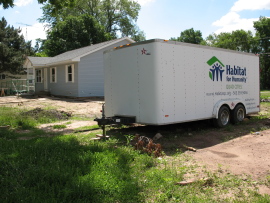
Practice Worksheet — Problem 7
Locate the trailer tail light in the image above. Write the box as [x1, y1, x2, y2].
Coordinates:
[165, 115, 169, 117]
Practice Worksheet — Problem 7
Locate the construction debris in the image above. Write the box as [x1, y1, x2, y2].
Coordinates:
[183, 144, 197, 152]
[134, 134, 162, 157]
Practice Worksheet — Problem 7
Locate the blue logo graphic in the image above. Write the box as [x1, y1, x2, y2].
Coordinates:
[207, 56, 225, 82]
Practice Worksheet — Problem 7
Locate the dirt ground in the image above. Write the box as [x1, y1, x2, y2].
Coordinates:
[187, 131, 270, 194]
[0, 95, 104, 117]
[1, 95, 270, 194]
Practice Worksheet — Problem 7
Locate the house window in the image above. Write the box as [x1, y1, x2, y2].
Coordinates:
[50, 67, 57, 83]
[0, 74, 5, 80]
[66, 64, 74, 83]
[36, 69, 42, 83]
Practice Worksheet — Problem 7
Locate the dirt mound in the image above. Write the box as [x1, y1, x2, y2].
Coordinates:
[23, 108, 72, 120]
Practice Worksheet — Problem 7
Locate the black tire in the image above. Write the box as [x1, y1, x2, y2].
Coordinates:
[231, 104, 246, 124]
[214, 106, 230, 127]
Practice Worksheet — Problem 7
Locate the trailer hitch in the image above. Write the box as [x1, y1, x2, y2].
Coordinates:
[94, 104, 136, 138]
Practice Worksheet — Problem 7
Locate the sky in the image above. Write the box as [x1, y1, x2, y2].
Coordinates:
[1, 0, 270, 45]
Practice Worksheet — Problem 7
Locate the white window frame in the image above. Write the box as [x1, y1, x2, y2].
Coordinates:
[36, 69, 43, 83]
[50, 67, 57, 83]
[65, 64, 74, 83]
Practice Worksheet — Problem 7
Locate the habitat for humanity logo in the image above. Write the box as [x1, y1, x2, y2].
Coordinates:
[206, 56, 247, 83]
[207, 56, 225, 81]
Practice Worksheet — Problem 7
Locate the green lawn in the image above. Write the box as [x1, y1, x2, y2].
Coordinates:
[0, 106, 270, 202]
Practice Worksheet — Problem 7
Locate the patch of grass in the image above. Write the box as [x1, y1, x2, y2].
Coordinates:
[0, 107, 71, 130]
[225, 124, 234, 132]
[261, 101, 270, 107]
[124, 134, 134, 145]
[0, 106, 38, 129]
[0, 135, 143, 202]
[266, 175, 270, 187]
[52, 124, 67, 129]
[74, 124, 100, 132]
[260, 90, 270, 100]
[71, 116, 94, 121]
[1, 129, 269, 202]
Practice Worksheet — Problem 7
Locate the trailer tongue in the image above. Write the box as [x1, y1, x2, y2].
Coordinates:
[94, 104, 136, 137]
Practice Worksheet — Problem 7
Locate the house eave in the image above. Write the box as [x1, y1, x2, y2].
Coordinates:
[26, 37, 135, 67]
[72, 37, 135, 61]
[46, 59, 79, 66]
[31, 59, 79, 68]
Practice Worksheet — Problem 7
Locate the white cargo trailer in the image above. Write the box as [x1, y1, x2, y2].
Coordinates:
[95, 39, 260, 128]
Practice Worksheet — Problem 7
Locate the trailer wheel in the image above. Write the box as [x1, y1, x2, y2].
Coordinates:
[231, 104, 246, 124]
[214, 106, 230, 127]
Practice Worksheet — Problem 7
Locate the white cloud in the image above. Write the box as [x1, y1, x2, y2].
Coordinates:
[212, 12, 240, 27]
[136, 0, 156, 6]
[20, 23, 48, 44]
[213, 12, 258, 34]
[212, 0, 270, 35]
[14, 0, 33, 7]
[231, 0, 270, 12]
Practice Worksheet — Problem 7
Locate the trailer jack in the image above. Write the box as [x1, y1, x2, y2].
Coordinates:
[94, 104, 136, 139]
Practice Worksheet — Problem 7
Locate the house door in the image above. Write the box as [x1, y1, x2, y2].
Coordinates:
[44, 68, 48, 91]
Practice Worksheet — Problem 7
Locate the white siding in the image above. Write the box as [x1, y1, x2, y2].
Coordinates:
[48, 63, 79, 97]
[78, 39, 132, 97]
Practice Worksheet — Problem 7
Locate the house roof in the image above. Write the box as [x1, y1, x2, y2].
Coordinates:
[26, 37, 135, 67]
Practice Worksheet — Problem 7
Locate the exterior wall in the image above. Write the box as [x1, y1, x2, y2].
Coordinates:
[32, 39, 132, 97]
[78, 39, 131, 97]
[48, 63, 79, 97]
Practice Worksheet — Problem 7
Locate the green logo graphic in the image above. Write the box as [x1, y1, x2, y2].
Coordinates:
[207, 56, 225, 81]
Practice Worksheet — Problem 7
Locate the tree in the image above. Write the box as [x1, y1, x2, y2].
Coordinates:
[34, 38, 48, 57]
[254, 16, 270, 89]
[131, 29, 146, 42]
[204, 30, 259, 53]
[39, 0, 142, 38]
[0, 17, 34, 74]
[170, 28, 203, 44]
[0, 0, 75, 12]
[41, 14, 112, 56]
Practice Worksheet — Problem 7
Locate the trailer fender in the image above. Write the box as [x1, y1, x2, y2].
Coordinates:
[212, 99, 244, 119]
